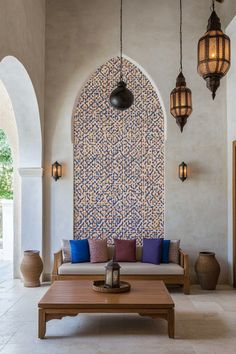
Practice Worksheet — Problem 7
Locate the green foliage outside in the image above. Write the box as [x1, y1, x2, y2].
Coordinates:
[0, 129, 13, 200]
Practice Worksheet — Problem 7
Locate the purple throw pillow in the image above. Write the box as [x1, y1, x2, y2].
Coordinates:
[114, 239, 136, 262]
[142, 238, 163, 264]
[88, 239, 108, 263]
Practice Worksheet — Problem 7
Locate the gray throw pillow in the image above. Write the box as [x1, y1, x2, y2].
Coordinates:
[169, 240, 180, 264]
[61, 239, 71, 263]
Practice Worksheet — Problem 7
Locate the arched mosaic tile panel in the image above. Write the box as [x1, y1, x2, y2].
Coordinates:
[73, 57, 164, 245]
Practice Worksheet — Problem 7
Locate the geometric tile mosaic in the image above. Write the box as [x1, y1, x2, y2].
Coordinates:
[73, 57, 164, 245]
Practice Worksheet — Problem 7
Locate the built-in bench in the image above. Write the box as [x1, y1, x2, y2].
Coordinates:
[52, 246, 190, 294]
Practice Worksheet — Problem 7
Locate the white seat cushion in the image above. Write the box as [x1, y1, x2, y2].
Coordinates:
[58, 262, 184, 275]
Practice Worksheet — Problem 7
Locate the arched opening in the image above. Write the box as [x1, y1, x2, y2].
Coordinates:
[73, 57, 165, 244]
[0, 80, 18, 280]
[0, 56, 43, 278]
[0, 128, 14, 280]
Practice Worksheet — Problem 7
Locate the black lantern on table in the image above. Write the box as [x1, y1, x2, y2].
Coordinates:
[197, 0, 231, 99]
[104, 259, 121, 288]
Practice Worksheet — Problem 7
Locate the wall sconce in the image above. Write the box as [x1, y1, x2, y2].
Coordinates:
[179, 162, 187, 182]
[52, 161, 62, 181]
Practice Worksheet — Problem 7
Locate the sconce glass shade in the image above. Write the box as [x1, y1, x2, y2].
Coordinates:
[179, 161, 187, 182]
[52, 161, 62, 181]
[110, 80, 134, 111]
[104, 259, 120, 288]
[197, 10, 231, 99]
[170, 72, 192, 132]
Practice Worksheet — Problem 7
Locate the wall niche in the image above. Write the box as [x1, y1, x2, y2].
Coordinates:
[73, 57, 164, 245]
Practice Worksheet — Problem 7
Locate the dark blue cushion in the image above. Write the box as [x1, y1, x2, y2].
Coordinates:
[162, 239, 170, 263]
[142, 238, 162, 264]
[69, 239, 90, 263]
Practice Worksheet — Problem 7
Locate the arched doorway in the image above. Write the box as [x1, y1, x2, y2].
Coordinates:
[0, 56, 42, 278]
[0, 127, 14, 280]
[73, 57, 165, 244]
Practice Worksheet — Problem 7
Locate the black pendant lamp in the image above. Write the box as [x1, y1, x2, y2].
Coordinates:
[110, 0, 134, 110]
[197, 0, 231, 100]
[170, 0, 192, 133]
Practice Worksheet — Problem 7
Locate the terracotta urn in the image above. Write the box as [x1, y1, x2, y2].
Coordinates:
[20, 250, 43, 287]
[195, 252, 220, 290]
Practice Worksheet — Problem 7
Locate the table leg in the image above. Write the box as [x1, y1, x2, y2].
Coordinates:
[38, 308, 46, 339]
[167, 308, 175, 339]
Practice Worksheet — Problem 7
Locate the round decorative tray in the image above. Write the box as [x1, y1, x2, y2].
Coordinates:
[92, 280, 131, 293]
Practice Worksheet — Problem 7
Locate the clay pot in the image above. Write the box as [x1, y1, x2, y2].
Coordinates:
[195, 252, 220, 290]
[20, 250, 43, 287]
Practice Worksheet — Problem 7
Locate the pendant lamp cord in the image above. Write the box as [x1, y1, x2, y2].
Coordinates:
[179, 0, 183, 72]
[212, 0, 215, 11]
[120, 0, 123, 81]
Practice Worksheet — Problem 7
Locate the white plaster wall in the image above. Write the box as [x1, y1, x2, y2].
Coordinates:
[0, 0, 45, 123]
[44, 0, 236, 281]
[226, 15, 236, 283]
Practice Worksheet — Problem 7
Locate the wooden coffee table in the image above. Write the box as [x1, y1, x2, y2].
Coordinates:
[38, 280, 175, 339]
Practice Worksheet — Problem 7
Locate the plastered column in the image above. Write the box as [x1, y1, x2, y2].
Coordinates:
[18, 168, 43, 257]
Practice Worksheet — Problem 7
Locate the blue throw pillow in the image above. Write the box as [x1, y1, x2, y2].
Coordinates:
[70, 239, 90, 263]
[162, 239, 170, 263]
[142, 238, 162, 264]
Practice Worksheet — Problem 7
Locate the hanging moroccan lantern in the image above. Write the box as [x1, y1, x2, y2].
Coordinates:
[110, 80, 134, 111]
[197, 0, 231, 99]
[170, 72, 192, 132]
[110, 0, 134, 110]
[170, 0, 192, 133]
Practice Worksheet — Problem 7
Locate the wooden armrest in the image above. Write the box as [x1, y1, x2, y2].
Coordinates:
[179, 249, 189, 276]
[179, 249, 190, 294]
[52, 249, 63, 281]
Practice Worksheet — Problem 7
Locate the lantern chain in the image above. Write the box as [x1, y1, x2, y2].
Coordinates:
[120, 0, 123, 81]
[179, 0, 183, 72]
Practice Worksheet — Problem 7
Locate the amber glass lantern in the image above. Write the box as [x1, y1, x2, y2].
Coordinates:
[52, 161, 62, 181]
[197, 2, 231, 99]
[179, 162, 187, 182]
[170, 72, 192, 132]
[104, 259, 120, 288]
[170, 0, 192, 133]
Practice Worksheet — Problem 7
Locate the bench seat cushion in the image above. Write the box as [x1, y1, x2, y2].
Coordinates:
[58, 262, 184, 275]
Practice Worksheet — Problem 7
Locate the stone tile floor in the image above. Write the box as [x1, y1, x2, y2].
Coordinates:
[0, 279, 236, 354]
[0, 261, 13, 282]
